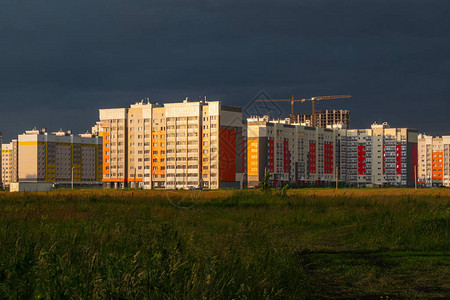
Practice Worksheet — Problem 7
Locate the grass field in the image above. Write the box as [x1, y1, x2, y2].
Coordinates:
[0, 188, 449, 298]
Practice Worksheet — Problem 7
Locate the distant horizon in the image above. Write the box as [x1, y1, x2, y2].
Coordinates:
[1, 95, 447, 143]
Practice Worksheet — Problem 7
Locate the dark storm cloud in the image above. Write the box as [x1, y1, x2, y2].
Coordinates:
[1, 0, 449, 140]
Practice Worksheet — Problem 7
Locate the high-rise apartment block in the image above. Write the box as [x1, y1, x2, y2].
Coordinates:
[246, 118, 418, 188]
[99, 99, 244, 189]
[2, 142, 13, 188]
[18, 129, 102, 185]
[247, 116, 339, 187]
[2, 140, 19, 188]
[417, 134, 450, 187]
[339, 122, 418, 187]
[10, 140, 18, 185]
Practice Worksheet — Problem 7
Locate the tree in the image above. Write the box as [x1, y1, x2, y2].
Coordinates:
[260, 171, 271, 191]
[281, 184, 289, 197]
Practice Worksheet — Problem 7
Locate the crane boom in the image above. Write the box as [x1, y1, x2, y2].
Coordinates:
[256, 99, 303, 102]
[311, 95, 352, 101]
[255, 99, 307, 102]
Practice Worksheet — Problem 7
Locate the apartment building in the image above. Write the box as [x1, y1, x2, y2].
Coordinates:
[2, 142, 12, 188]
[10, 139, 18, 185]
[247, 118, 418, 188]
[98, 108, 127, 188]
[339, 122, 418, 187]
[418, 134, 450, 187]
[247, 116, 339, 187]
[295, 110, 350, 128]
[18, 129, 102, 185]
[99, 99, 244, 189]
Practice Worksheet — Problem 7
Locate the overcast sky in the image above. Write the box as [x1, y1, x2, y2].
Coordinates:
[1, 0, 449, 141]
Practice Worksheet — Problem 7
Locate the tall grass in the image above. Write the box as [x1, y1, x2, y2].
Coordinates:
[0, 188, 448, 298]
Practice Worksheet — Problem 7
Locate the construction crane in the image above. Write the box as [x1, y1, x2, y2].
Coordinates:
[256, 94, 352, 126]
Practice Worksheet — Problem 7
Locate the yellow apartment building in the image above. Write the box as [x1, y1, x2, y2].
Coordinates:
[1, 142, 12, 187]
[18, 129, 102, 186]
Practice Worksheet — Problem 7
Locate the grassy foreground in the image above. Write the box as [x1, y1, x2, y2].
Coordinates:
[0, 188, 449, 298]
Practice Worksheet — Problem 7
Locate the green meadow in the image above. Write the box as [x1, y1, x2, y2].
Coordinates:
[0, 188, 449, 298]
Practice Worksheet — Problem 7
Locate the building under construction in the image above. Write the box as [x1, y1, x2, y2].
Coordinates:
[295, 110, 350, 128]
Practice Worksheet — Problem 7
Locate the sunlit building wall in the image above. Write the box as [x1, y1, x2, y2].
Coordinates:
[340, 122, 418, 187]
[246, 116, 339, 188]
[18, 129, 102, 185]
[1, 142, 12, 188]
[418, 134, 450, 187]
[247, 118, 418, 188]
[99, 99, 244, 189]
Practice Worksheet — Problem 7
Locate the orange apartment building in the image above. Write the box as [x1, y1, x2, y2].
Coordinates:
[418, 134, 450, 187]
[98, 99, 244, 189]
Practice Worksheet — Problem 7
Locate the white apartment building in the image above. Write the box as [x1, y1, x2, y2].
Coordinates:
[418, 134, 450, 187]
[99, 99, 244, 190]
[247, 118, 418, 188]
[338, 122, 418, 187]
[247, 116, 339, 187]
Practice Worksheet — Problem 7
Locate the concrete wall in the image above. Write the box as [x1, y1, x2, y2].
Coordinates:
[10, 182, 53, 192]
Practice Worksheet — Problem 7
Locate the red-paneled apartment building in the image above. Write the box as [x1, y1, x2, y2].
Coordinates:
[247, 117, 418, 188]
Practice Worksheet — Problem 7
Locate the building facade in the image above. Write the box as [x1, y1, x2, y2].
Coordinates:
[339, 122, 418, 187]
[99, 99, 244, 189]
[2, 143, 12, 188]
[418, 134, 450, 187]
[247, 116, 340, 187]
[18, 129, 102, 186]
[1, 140, 18, 189]
[11, 139, 19, 185]
[247, 118, 418, 188]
